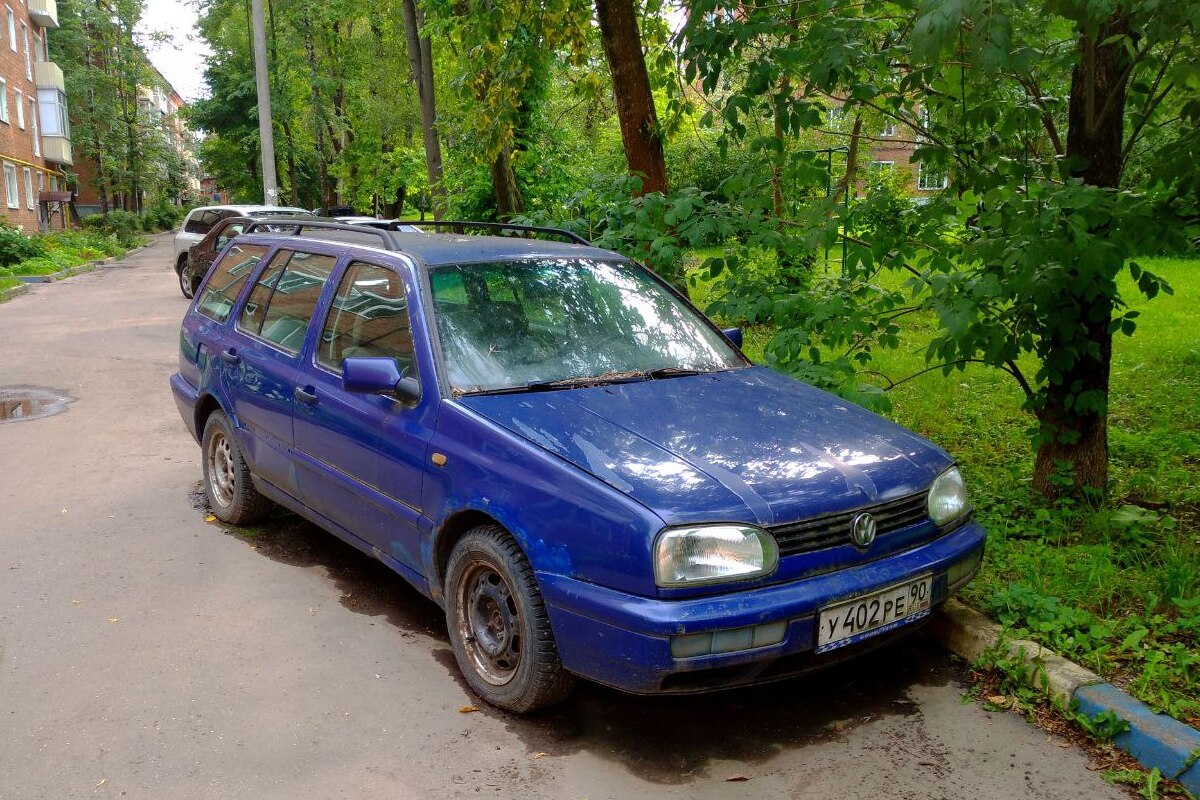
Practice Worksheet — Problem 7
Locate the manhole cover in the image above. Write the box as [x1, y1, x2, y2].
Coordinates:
[0, 386, 75, 422]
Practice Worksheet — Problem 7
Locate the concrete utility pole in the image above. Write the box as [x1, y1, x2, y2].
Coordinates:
[250, 0, 278, 205]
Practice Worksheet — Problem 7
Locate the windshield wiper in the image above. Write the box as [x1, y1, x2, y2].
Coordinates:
[458, 368, 713, 397]
[641, 366, 711, 379]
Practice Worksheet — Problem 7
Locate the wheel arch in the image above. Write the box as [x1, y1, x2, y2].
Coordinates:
[194, 393, 226, 441]
[431, 509, 508, 602]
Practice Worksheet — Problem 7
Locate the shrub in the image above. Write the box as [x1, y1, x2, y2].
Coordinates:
[137, 204, 181, 232]
[0, 221, 49, 267]
[82, 210, 144, 247]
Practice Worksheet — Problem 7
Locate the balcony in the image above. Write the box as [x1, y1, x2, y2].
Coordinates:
[42, 135, 72, 166]
[34, 61, 64, 92]
[28, 0, 59, 29]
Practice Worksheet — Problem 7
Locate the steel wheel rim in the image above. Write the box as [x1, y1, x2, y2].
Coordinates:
[206, 430, 236, 508]
[455, 559, 523, 686]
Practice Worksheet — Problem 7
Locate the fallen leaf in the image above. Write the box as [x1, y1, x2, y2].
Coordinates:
[531, 752, 547, 760]
[108, 618, 120, 623]
[459, 705, 479, 713]
[986, 694, 1009, 706]
[726, 774, 750, 782]
[205, 515, 217, 522]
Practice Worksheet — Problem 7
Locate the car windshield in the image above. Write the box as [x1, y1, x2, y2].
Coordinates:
[429, 258, 745, 394]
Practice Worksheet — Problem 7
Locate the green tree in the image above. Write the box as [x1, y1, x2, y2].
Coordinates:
[680, 0, 1199, 497]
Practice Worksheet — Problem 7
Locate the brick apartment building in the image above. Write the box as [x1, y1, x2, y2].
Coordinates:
[1, 0, 71, 231]
[73, 63, 201, 217]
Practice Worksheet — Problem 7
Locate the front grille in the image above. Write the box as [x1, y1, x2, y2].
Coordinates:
[770, 492, 928, 557]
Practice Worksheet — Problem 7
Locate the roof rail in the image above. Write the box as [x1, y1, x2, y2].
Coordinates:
[244, 218, 401, 249]
[410, 220, 591, 246]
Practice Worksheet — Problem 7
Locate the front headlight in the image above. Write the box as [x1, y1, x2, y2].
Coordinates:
[654, 525, 779, 587]
[928, 467, 971, 526]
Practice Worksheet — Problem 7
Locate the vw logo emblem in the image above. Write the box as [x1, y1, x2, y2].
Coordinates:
[850, 512, 877, 548]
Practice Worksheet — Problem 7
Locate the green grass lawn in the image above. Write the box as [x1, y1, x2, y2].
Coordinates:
[697, 254, 1200, 724]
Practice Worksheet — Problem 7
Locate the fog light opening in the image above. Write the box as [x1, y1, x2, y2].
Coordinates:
[670, 620, 788, 659]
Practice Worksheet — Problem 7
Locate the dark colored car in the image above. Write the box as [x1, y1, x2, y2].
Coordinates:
[170, 221, 985, 712]
[178, 215, 255, 298]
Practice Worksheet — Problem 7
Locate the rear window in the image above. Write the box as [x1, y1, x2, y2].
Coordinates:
[195, 244, 269, 323]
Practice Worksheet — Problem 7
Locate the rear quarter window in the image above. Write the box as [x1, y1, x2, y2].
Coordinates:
[195, 244, 270, 323]
[184, 210, 219, 234]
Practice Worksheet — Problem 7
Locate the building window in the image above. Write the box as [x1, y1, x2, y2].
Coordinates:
[6, 7, 15, 52]
[22, 167, 32, 209]
[0, 78, 8, 123]
[21, 21, 30, 80]
[15, 88, 23, 129]
[917, 162, 948, 191]
[30, 97, 39, 156]
[37, 87, 68, 137]
[3, 162, 18, 209]
[881, 121, 896, 137]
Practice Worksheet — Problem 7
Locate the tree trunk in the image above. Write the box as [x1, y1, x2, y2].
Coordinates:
[400, 0, 446, 219]
[302, 14, 332, 209]
[490, 146, 524, 218]
[595, 0, 668, 196]
[1032, 12, 1131, 498]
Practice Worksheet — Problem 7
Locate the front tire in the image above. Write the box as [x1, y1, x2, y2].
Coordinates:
[445, 526, 576, 712]
[201, 411, 273, 524]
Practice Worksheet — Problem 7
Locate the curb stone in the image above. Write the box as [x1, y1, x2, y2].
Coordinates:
[930, 599, 1200, 794]
[0, 284, 29, 303]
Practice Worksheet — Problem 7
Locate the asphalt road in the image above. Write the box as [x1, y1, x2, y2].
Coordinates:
[0, 235, 1127, 799]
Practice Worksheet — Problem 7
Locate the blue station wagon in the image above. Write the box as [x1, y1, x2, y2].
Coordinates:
[171, 221, 986, 712]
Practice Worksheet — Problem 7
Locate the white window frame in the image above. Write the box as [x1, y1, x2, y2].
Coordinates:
[22, 167, 32, 209]
[0, 78, 8, 124]
[30, 96, 39, 156]
[3, 162, 19, 209]
[880, 121, 896, 137]
[917, 162, 948, 191]
[21, 21, 30, 80]
[6, 6, 15, 52]
[14, 88, 23, 129]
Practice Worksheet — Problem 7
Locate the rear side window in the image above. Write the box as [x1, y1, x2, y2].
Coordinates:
[185, 209, 219, 234]
[236, 250, 337, 354]
[316, 261, 417, 376]
[195, 244, 268, 323]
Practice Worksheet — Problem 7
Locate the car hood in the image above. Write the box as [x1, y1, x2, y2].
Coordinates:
[459, 366, 952, 527]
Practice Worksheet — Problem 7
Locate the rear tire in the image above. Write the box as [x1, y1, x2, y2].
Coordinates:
[177, 255, 193, 299]
[201, 411, 273, 524]
[445, 526, 576, 712]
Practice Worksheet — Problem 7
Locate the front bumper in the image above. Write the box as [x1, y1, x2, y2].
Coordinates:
[539, 520, 986, 693]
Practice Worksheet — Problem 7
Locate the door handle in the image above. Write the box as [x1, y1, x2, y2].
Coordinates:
[220, 348, 240, 365]
[294, 386, 318, 406]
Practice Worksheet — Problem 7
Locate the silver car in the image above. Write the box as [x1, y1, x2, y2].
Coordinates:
[173, 205, 311, 273]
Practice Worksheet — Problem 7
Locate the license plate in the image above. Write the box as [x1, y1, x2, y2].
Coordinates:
[815, 574, 932, 654]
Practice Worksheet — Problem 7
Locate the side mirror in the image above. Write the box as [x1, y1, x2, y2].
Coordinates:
[342, 357, 421, 404]
[721, 327, 744, 349]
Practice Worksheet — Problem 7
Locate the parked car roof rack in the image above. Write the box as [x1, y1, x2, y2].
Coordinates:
[243, 218, 397, 248]
[405, 220, 591, 246]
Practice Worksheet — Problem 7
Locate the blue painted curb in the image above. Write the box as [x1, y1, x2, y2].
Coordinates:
[1074, 683, 1200, 794]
